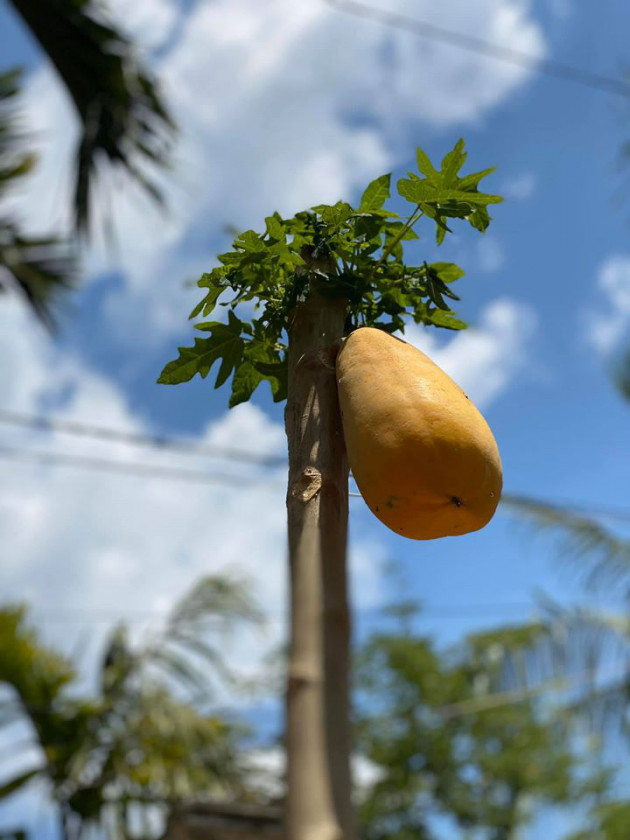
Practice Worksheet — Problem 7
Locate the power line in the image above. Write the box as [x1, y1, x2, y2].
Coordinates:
[2, 439, 630, 527]
[2, 414, 630, 524]
[325, 0, 630, 99]
[0, 410, 286, 467]
[0, 444, 272, 488]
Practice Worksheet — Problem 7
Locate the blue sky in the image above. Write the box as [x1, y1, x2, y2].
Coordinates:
[1, 0, 630, 836]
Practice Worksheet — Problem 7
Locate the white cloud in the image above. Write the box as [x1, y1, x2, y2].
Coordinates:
[0, 293, 532, 697]
[587, 256, 630, 355]
[105, 0, 180, 50]
[403, 298, 537, 407]
[10, 0, 545, 338]
[502, 171, 537, 200]
[0, 298, 390, 691]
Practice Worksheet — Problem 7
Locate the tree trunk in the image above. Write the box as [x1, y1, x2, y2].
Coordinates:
[285, 293, 355, 840]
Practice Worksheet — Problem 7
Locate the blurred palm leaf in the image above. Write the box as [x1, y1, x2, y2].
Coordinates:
[474, 492, 630, 749]
[0, 69, 76, 326]
[0, 768, 41, 801]
[169, 575, 266, 629]
[7, 0, 174, 230]
[468, 605, 630, 748]
[501, 493, 630, 597]
[0, 224, 76, 328]
[148, 574, 266, 700]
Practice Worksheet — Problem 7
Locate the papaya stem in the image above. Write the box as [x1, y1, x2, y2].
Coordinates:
[285, 289, 355, 840]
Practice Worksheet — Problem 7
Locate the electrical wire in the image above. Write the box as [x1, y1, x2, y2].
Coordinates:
[324, 0, 630, 99]
[2, 435, 630, 525]
[0, 444, 269, 487]
[0, 409, 285, 467]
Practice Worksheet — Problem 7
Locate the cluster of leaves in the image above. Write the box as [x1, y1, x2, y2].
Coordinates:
[159, 139, 502, 407]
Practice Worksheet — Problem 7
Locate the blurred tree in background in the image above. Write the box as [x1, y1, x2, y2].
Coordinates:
[1, 0, 173, 326]
[356, 608, 616, 840]
[0, 575, 262, 840]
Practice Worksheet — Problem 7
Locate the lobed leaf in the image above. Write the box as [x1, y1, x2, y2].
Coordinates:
[359, 173, 391, 212]
[159, 312, 245, 386]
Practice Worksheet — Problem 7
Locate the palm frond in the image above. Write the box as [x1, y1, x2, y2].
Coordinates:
[167, 575, 265, 633]
[146, 647, 210, 698]
[140, 575, 265, 699]
[0, 223, 76, 328]
[0, 767, 41, 800]
[7, 0, 175, 230]
[501, 493, 630, 597]
[0, 68, 76, 327]
[467, 606, 630, 745]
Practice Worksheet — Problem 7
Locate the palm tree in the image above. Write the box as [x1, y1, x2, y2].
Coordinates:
[1, 0, 173, 325]
[0, 574, 263, 840]
[0, 69, 76, 328]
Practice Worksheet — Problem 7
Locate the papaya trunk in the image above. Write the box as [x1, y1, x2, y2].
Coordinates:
[285, 294, 355, 840]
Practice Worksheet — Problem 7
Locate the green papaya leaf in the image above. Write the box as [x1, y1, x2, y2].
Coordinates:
[158, 312, 244, 386]
[359, 173, 391, 211]
[430, 310, 468, 330]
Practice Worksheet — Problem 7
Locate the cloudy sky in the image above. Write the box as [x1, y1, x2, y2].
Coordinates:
[2, 0, 630, 836]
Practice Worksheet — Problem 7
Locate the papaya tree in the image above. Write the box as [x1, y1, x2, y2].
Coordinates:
[159, 140, 502, 840]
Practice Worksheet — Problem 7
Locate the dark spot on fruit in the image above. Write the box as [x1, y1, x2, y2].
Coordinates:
[375, 506, 380, 512]
[386, 495, 400, 509]
[450, 496, 463, 508]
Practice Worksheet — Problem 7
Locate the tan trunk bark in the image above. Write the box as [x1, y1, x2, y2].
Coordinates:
[285, 293, 355, 840]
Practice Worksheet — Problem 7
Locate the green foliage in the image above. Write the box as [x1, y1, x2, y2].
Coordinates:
[159, 140, 502, 406]
[356, 617, 604, 840]
[566, 800, 630, 840]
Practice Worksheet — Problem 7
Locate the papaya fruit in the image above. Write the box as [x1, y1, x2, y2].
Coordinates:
[336, 327, 502, 540]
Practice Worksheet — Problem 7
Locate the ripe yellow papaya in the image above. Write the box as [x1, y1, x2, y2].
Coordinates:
[336, 327, 502, 540]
